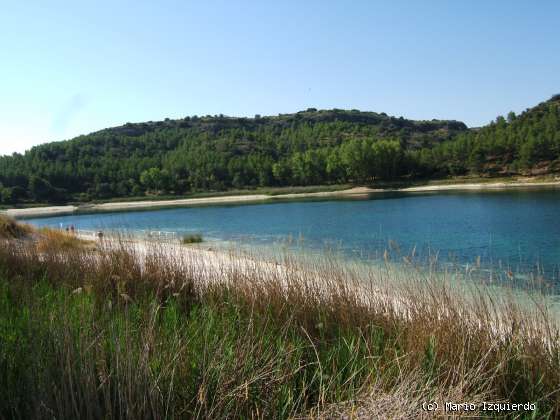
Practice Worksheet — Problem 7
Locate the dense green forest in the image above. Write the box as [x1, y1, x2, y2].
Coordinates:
[1, 96, 559, 205]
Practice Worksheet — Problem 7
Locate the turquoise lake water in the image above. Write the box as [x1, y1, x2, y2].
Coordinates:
[25, 188, 560, 282]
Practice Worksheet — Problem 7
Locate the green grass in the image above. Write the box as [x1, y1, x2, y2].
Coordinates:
[0, 279, 388, 418]
[0, 224, 558, 418]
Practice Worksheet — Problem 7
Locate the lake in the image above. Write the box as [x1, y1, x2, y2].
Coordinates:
[24, 188, 560, 283]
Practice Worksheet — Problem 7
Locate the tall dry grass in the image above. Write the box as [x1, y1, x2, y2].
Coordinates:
[0, 230, 558, 418]
[35, 227, 95, 252]
[0, 214, 33, 239]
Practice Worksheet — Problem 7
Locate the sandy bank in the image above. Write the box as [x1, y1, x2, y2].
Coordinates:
[401, 180, 560, 192]
[4, 180, 560, 219]
[4, 187, 376, 218]
[92, 193, 271, 212]
[4, 205, 78, 218]
[89, 186, 377, 212]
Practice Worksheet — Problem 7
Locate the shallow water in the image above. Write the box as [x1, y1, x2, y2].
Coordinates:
[25, 188, 560, 282]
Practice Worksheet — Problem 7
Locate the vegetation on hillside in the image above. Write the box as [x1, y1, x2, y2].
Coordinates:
[418, 94, 560, 177]
[0, 222, 557, 418]
[0, 96, 559, 205]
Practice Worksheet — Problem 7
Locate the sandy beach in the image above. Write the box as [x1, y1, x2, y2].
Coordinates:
[3, 179, 559, 219]
[4, 205, 79, 218]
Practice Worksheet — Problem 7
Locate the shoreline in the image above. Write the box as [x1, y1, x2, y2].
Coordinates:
[4, 178, 560, 219]
[84, 234, 560, 324]
[400, 179, 560, 192]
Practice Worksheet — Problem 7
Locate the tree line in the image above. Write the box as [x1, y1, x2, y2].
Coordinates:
[0, 98, 558, 205]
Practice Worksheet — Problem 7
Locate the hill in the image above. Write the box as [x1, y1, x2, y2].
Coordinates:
[0, 98, 559, 205]
[0, 109, 466, 203]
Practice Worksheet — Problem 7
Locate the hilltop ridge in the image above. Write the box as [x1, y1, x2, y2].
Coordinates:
[94, 107, 467, 148]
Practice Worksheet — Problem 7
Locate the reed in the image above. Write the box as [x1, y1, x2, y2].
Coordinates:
[0, 227, 558, 418]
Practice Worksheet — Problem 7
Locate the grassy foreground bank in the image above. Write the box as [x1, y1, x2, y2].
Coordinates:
[0, 218, 559, 418]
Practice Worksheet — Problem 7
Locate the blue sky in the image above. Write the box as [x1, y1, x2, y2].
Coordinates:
[1, 0, 559, 156]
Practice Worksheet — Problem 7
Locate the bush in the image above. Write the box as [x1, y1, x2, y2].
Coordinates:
[181, 233, 203, 244]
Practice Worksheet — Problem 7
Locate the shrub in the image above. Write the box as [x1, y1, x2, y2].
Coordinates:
[181, 233, 203, 244]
